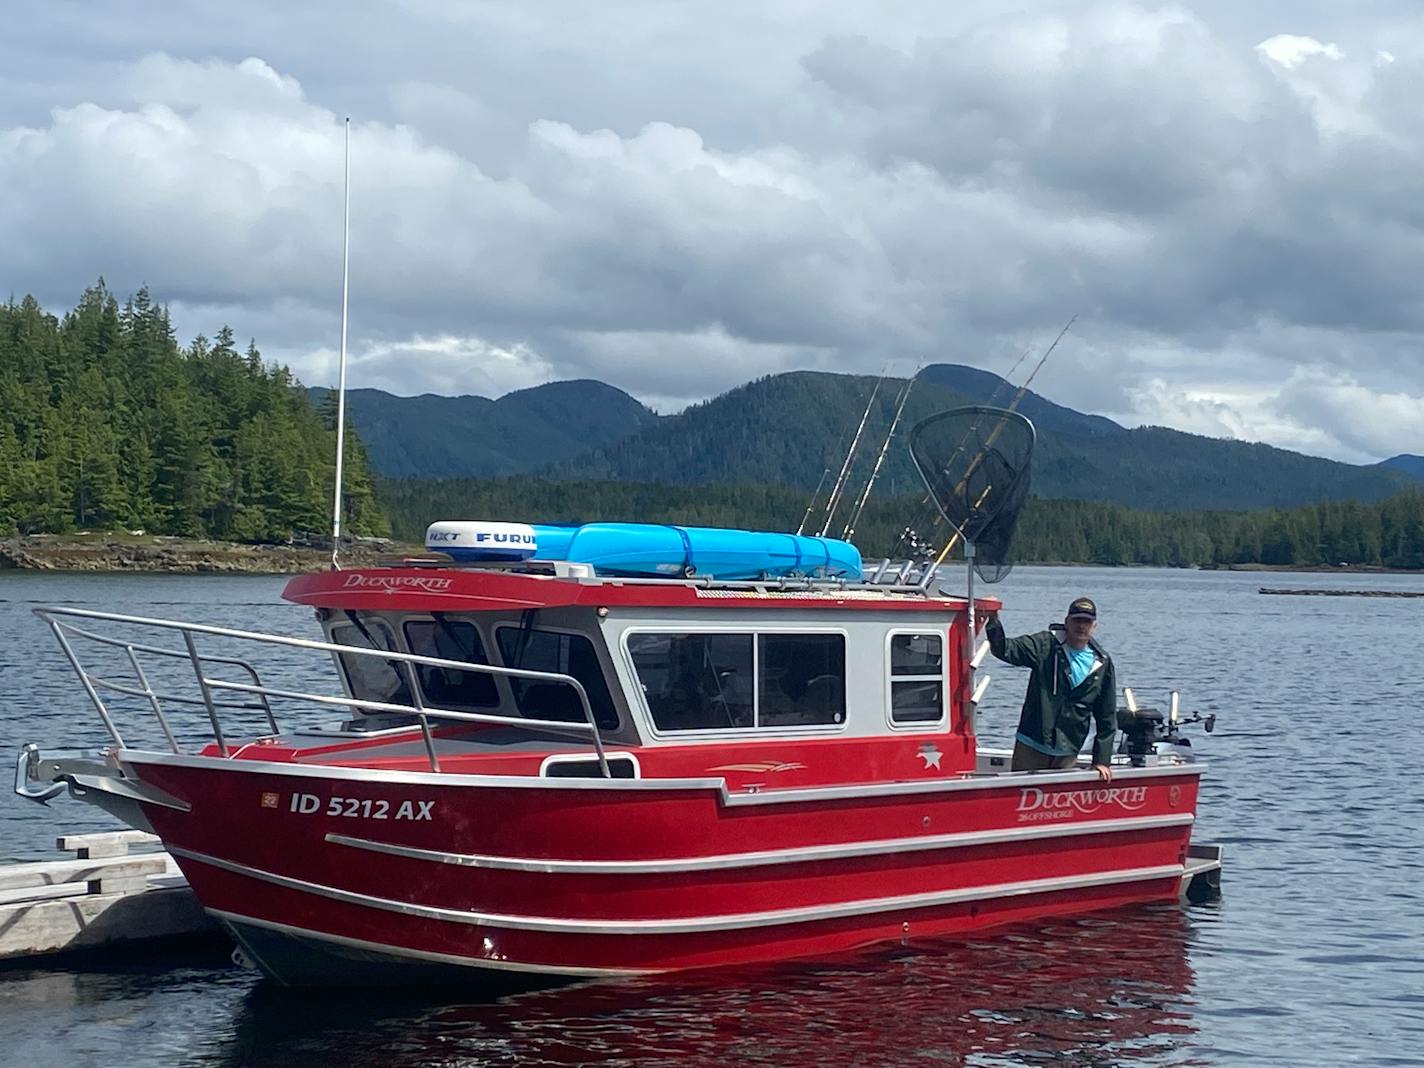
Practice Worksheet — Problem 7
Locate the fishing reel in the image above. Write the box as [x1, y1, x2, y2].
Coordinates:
[1116, 688, 1216, 767]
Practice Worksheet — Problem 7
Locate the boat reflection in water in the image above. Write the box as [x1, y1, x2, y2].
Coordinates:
[218, 907, 1200, 1068]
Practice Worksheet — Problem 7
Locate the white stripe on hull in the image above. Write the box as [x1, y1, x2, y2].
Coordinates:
[123, 748, 1204, 807]
[211, 910, 658, 977]
[171, 845, 1184, 936]
[327, 813, 1193, 874]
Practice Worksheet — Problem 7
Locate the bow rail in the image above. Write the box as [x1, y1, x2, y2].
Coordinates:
[32, 606, 611, 777]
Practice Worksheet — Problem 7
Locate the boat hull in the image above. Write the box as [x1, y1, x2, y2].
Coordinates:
[118, 752, 1204, 985]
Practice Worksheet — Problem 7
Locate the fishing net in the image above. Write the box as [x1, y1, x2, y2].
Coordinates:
[907, 406, 1035, 584]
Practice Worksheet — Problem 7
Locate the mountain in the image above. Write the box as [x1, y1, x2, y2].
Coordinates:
[1380, 454, 1424, 479]
[311, 380, 660, 478]
[552, 370, 945, 499]
[331, 365, 1415, 512]
[916, 364, 1124, 437]
[555, 370, 1416, 511]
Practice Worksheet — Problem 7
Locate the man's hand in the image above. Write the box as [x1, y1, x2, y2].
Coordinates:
[1092, 764, 1113, 782]
[983, 610, 1000, 628]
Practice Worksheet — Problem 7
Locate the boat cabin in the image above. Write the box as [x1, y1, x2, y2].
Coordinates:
[277, 558, 996, 789]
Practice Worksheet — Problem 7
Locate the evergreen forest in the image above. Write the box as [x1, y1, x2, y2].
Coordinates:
[0, 283, 386, 540]
[5, 286, 1422, 571]
[379, 477, 1424, 570]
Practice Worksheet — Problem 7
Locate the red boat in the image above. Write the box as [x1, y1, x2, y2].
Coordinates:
[15, 407, 1220, 986]
[15, 540, 1220, 986]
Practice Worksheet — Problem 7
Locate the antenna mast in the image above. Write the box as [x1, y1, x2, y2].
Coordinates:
[330, 117, 351, 571]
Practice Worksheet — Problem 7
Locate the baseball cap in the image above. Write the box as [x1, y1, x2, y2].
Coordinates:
[1066, 597, 1097, 620]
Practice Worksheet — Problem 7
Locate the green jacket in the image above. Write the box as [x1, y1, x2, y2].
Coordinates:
[985, 619, 1118, 766]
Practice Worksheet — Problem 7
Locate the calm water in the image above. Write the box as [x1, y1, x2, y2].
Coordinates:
[3, 566, 1423, 1067]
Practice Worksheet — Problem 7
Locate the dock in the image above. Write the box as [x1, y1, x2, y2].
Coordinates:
[0, 831, 216, 961]
[1258, 587, 1424, 598]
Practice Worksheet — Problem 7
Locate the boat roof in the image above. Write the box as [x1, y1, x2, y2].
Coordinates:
[282, 561, 1000, 615]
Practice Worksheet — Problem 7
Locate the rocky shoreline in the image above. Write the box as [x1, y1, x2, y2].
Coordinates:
[0, 536, 403, 574]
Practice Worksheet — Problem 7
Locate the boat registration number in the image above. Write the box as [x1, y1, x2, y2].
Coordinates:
[284, 792, 434, 821]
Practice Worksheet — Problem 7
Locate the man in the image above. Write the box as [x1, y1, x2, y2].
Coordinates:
[984, 596, 1117, 781]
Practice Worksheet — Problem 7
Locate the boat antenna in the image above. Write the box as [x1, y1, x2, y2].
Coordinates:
[842, 371, 917, 540]
[795, 468, 832, 536]
[819, 368, 887, 537]
[330, 117, 352, 571]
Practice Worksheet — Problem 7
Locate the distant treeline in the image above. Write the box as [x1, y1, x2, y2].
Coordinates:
[380, 477, 1424, 569]
[0, 284, 386, 541]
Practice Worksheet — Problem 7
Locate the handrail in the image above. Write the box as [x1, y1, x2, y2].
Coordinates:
[33, 605, 611, 778]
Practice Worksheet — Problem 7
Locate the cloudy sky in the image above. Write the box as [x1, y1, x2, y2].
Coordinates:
[3, 2, 1422, 463]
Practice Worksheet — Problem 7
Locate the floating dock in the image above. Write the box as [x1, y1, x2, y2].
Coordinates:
[0, 830, 215, 961]
[1258, 587, 1424, 598]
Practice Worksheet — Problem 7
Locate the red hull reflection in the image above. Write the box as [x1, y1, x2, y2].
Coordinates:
[224, 906, 1201, 1067]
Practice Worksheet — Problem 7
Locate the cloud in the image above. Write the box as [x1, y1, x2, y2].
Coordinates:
[1, 4, 1424, 465]
[1273, 369, 1424, 461]
[1256, 34, 1343, 69]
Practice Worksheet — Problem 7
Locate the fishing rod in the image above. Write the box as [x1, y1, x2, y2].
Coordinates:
[842, 373, 916, 540]
[818, 369, 887, 538]
[795, 468, 832, 537]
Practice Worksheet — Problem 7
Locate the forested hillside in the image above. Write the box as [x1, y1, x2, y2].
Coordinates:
[555, 370, 1415, 510]
[0, 284, 385, 540]
[378, 478, 1424, 569]
[1381, 454, 1424, 479]
[310, 380, 660, 478]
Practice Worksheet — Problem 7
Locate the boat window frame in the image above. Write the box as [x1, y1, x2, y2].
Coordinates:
[400, 615, 502, 711]
[328, 616, 413, 710]
[884, 628, 949, 731]
[620, 624, 851, 740]
[493, 621, 622, 731]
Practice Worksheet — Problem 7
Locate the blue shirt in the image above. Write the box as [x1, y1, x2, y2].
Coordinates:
[1065, 645, 1096, 689]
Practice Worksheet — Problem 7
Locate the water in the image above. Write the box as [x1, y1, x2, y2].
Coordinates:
[3, 566, 1423, 1066]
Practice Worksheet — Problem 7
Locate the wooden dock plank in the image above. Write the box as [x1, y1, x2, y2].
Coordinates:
[0, 855, 168, 893]
[55, 830, 160, 858]
[0, 886, 216, 960]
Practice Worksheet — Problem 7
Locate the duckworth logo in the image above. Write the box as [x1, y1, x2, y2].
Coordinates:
[341, 574, 453, 592]
[1016, 784, 1149, 822]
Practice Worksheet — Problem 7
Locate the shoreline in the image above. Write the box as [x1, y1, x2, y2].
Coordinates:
[0, 535, 404, 574]
[2, 536, 1419, 576]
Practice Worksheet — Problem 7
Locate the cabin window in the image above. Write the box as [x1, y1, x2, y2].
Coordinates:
[889, 632, 945, 725]
[758, 634, 845, 726]
[627, 631, 845, 732]
[403, 618, 499, 709]
[627, 633, 754, 731]
[330, 618, 412, 709]
[495, 626, 620, 730]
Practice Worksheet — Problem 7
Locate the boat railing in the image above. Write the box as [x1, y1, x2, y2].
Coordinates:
[386, 555, 944, 592]
[32, 606, 613, 778]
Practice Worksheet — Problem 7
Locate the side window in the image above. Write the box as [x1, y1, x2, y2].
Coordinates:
[403, 619, 499, 709]
[496, 627, 620, 730]
[758, 634, 845, 726]
[627, 633, 754, 731]
[330, 619, 412, 708]
[890, 632, 944, 725]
